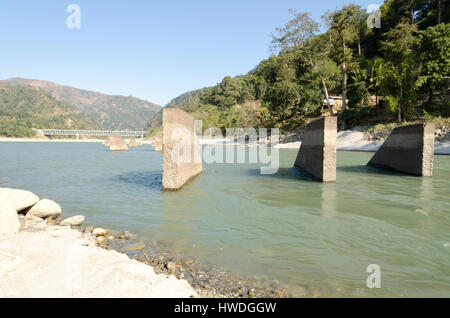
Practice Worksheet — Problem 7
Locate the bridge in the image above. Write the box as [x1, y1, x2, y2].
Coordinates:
[33, 128, 145, 139]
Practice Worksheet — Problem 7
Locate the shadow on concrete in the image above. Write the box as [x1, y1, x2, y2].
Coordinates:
[111, 170, 162, 190]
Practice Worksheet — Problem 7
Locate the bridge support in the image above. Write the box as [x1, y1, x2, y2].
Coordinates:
[367, 123, 435, 176]
[294, 117, 337, 182]
[162, 109, 203, 190]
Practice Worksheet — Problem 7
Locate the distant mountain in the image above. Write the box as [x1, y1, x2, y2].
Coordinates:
[0, 84, 99, 137]
[1, 78, 161, 130]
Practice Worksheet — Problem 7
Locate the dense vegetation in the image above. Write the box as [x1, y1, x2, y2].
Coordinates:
[148, 0, 449, 135]
[0, 85, 99, 137]
[1, 78, 161, 130]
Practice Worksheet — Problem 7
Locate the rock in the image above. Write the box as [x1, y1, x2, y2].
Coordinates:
[45, 217, 57, 226]
[27, 199, 62, 218]
[0, 188, 39, 212]
[92, 228, 108, 236]
[83, 226, 94, 234]
[127, 243, 146, 251]
[97, 236, 107, 246]
[106, 235, 114, 240]
[0, 204, 20, 234]
[118, 231, 131, 240]
[60, 215, 85, 227]
[25, 214, 44, 223]
[55, 217, 64, 225]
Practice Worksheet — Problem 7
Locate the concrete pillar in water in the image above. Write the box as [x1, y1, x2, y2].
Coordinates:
[108, 134, 129, 152]
[162, 109, 203, 190]
[367, 123, 435, 176]
[294, 117, 337, 182]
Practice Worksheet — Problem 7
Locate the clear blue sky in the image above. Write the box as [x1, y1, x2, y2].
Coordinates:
[0, 0, 383, 106]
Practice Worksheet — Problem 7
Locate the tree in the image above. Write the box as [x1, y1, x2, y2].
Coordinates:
[325, 5, 364, 121]
[271, 10, 339, 115]
[418, 23, 450, 106]
[381, 20, 421, 122]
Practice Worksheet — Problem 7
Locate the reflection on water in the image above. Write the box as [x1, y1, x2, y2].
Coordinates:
[0, 142, 449, 297]
[112, 170, 162, 190]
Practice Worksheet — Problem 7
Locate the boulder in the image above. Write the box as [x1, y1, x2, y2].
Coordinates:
[25, 214, 44, 223]
[0, 188, 39, 212]
[60, 215, 85, 227]
[83, 225, 94, 234]
[0, 204, 20, 234]
[27, 199, 62, 218]
[97, 236, 108, 246]
[93, 228, 108, 236]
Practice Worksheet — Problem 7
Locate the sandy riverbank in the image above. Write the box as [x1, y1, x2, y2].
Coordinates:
[3, 132, 449, 155]
[0, 222, 196, 298]
[0, 137, 103, 143]
[275, 130, 450, 155]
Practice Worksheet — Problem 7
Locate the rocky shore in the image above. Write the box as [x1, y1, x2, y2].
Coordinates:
[0, 188, 195, 298]
[280, 125, 450, 144]
[0, 187, 296, 298]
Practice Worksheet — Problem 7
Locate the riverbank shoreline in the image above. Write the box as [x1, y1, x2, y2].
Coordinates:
[0, 187, 291, 298]
[0, 137, 103, 143]
[274, 130, 450, 155]
[3, 130, 450, 155]
[0, 218, 197, 298]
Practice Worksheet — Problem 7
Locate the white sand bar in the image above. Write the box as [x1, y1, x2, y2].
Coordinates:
[276, 130, 450, 155]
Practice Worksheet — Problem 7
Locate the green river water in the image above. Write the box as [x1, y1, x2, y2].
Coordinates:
[0, 142, 449, 297]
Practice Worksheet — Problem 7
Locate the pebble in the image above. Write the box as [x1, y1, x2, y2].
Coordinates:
[127, 243, 146, 251]
[83, 226, 94, 234]
[45, 217, 57, 226]
[60, 215, 85, 227]
[97, 236, 107, 246]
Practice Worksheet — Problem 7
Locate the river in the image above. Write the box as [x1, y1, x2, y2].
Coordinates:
[1, 142, 449, 297]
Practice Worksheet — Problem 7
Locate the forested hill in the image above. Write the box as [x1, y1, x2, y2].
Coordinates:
[148, 0, 450, 135]
[0, 78, 161, 130]
[0, 84, 99, 137]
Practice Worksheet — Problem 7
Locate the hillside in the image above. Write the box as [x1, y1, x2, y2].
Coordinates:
[0, 84, 99, 137]
[146, 89, 204, 135]
[148, 2, 450, 135]
[1, 78, 161, 130]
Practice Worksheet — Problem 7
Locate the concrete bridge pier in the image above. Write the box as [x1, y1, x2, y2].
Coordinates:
[294, 117, 337, 182]
[162, 109, 203, 190]
[367, 123, 435, 176]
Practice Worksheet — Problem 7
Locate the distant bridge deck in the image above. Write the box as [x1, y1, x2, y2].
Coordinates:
[33, 129, 145, 139]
